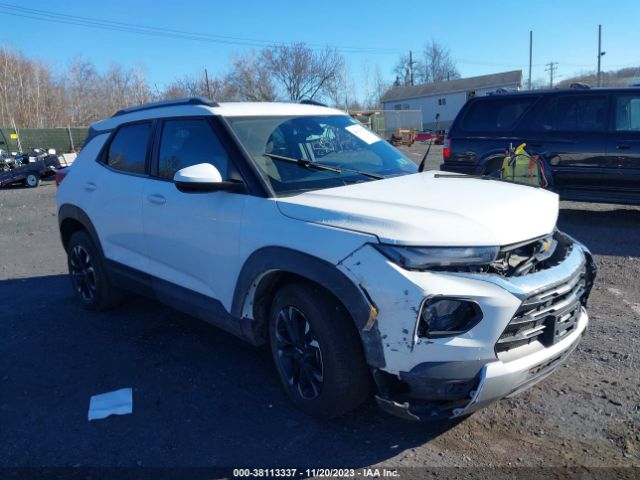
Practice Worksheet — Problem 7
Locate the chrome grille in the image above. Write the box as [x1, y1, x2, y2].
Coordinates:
[496, 265, 587, 353]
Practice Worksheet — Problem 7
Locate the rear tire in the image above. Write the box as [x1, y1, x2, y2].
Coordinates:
[25, 173, 40, 188]
[67, 231, 123, 311]
[268, 282, 371, 419]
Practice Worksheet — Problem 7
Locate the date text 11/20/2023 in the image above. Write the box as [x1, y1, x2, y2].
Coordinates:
[233, 468, 400, 477]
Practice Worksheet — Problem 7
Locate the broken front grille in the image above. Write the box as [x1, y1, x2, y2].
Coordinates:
[496, 264, 587, 354]
[488, 230, 574, 277]
[434, 231, 574, 278]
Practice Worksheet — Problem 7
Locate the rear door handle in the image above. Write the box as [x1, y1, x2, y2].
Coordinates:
[616, 144, 631, 150]
[84, 182, 97, 192]
[146, 194, 166, 205]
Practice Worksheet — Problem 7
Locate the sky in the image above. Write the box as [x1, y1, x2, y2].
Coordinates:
[1, 0, 638, 101]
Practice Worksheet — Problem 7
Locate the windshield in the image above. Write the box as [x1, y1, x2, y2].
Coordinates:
[226, 115, 417, 195]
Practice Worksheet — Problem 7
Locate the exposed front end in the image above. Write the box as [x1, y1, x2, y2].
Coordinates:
[339, 231, 596, 421]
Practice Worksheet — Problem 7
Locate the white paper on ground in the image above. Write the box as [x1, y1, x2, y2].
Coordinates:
[88, 388, 133, 421]
[345, 124, 381, 145]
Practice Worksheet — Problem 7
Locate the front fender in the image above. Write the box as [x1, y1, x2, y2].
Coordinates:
[231, 246, 386, 367]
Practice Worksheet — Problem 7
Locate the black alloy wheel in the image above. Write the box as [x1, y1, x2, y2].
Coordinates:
[268, 282, 371, 419]
[274, 305, 324, 400]
[69, 244, 96, 302]
[66, 230, 122, 311]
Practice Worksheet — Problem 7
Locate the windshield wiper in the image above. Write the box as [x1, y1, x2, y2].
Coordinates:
[263, 153, 385, 180]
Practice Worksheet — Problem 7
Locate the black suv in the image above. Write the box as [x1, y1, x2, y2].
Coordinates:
[441, 87, 640, 205]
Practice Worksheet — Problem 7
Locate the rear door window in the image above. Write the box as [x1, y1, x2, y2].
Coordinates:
[106, 123, 150, 174]
[460, 97, 536, 132]
[532, 95, 608, 132]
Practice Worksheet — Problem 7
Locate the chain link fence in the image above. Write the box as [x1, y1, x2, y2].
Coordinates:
[0, 127, 89, 154]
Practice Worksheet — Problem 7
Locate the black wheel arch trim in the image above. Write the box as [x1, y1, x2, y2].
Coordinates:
[231, 246, 386, 368]
[58, 204, 104, 257]
[57, 210, 386, 366]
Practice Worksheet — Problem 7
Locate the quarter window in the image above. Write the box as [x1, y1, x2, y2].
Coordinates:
[614, 96, 640, 131]
[106, 123, 150, 174]
[158, 119, 229, 180]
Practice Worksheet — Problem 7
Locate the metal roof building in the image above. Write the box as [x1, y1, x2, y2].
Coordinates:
[381, 70, 523, 130]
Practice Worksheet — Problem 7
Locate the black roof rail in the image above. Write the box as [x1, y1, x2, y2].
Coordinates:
[299, 99, 327, 107]
[112, 97, 219, 117]
[569, 82, 591, 90]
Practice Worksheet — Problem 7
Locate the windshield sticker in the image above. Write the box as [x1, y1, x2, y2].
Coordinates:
[345, 124, 381, 145]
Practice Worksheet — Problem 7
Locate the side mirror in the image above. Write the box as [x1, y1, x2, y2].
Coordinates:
[173, 163, 245, 193]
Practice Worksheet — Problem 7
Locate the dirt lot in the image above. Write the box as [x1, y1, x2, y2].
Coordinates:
[1, 145, 639, 477]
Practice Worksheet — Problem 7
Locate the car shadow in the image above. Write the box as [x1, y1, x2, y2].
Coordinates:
[557, 205, 640, 257]
[0, 274, 461, 468]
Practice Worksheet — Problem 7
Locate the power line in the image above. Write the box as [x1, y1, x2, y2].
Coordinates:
[2, 3, 636, 74]
[0, 2, 404, 55]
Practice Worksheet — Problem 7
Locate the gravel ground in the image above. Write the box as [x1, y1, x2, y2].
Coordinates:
[0, 146, 638, 477]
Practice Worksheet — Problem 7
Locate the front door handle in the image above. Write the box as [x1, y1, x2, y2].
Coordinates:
[616, 144, 631, 150]
[146, 194, 166, 205]
[84, 182, 97, 192]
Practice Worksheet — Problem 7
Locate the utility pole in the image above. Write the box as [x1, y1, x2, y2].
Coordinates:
[11, 118, 21, 152]
[597, 24, 605, 87]
[204, 68, 212, 98]
[408, 50, 414, 86]
[545, 62, 558, 88]
[528, 30, 533, 90]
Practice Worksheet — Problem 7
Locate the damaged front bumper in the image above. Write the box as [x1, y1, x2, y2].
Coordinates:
[374, 308, 587, 421]
[339, 234, 596, 421]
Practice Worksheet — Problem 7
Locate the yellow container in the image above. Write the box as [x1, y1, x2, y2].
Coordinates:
[501, 143, 544, 187]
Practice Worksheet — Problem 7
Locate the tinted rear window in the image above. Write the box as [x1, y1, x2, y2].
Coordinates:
[531, 95, 607, 132]
[107, 123, 150, 174]
[460, 97, 536, 132]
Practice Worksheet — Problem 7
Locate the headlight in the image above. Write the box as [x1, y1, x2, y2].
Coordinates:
[417, 298, 483, 338]
[374, 244, 499, 270]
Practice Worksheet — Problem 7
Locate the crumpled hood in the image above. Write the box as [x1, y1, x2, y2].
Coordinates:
[276, 171, 559, 246]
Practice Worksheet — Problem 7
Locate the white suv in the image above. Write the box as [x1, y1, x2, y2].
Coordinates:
[57, 97, 596, 421]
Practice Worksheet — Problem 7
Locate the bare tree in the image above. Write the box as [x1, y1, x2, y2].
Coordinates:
[163, 69, 236, 101]
[163, 74, 204, 98]
[421, 40, 460, 83]
[226, 53, 275, 101]
[324, 62, 349, 109]
[392, 54, 415, 87]
[66, 57, 100, 125]
[129, 65, 153, 105]
[260, 43, 345, 101]
[0, 42, 357, 128]
[370, 65, 390, 109]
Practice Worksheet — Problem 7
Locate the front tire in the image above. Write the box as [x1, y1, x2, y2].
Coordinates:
[67, 231, 122, 311]
[269, 283, 371, 419]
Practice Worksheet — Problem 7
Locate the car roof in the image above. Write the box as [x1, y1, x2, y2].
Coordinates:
[214, 101, 347, 117]
[472, 87, 640, 100]
[90, 99, 347, 134]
